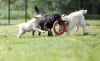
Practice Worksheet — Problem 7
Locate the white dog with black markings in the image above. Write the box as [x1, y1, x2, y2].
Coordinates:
[61, 10, 87, 36]
[12, 15, 45, 38]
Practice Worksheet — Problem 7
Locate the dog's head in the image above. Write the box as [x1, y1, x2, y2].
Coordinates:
[79, 10, 87, 14]
[52, 13, 61, 21]
[61, 14, 66, 19]
[61, 14, 70, 24]
[35, 15, 45, 22]
[61, 14, 67, 21]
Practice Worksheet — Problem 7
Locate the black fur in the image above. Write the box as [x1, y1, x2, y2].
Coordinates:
[32, 5, 61, 36]
[34, 5, 40, 14]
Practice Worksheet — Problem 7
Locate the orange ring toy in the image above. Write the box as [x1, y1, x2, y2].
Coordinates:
[53, 20, 66, 35]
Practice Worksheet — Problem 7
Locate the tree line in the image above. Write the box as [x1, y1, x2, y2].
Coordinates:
[0, 0, 100, 19]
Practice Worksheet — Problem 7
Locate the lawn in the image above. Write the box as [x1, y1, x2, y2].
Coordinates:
[0, 20, 100, 61]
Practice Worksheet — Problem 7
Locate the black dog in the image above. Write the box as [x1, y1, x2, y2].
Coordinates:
[32, 6, 62, 36]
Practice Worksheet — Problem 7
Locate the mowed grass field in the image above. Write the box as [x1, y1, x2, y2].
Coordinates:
[0, 20, 100, 61]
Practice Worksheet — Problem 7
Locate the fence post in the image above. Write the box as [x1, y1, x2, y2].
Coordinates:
[25, 0, 27, 22]
[8, 0, 10, 25]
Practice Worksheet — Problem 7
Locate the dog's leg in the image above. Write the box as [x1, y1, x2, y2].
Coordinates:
[80, 24, 86, 35]
[17, 30, 25, 38]
[48, 29, 53, 36]
[38, 32, 41, 36]
[59, 25, 62, 32]
[66, 25, 70, 36]
[48, 31, 50, 36]
[32, 31, 35, 36]
[17, 27, 25, 38]
[32, 30, 41, 36]
[76, 24, 79, 32]
[37, 25, 42, 36]
[80, 24, 86, 34]
[50, 30, 53, 36]
[82, 25, 86, 35]
[79, 15, 86, 35]
[66, 29, 70, 36]
[79, 22, 86, 35]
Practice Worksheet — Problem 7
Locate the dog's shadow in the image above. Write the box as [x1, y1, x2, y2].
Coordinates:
[76, 32, 97, 36]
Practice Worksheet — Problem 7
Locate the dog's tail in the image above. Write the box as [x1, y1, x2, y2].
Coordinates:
[12, 24, 19, 28]
[34, 5, 40, 15]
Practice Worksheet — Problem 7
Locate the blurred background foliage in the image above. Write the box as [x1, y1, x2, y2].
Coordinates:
[0, 0, 100, 19]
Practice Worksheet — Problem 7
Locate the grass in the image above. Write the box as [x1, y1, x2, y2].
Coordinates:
[0, 20, 100, 61]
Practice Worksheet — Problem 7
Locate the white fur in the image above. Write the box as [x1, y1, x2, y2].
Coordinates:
[13, 15, 45, 38]
[61, 10, 87, 36]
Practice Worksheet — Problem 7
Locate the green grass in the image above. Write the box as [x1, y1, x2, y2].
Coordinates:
[0, 20, 100, 61]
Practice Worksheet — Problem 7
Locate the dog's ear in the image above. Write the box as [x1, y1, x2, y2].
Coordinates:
[34, 5, 40, 14]
[34, 5, 40, 17]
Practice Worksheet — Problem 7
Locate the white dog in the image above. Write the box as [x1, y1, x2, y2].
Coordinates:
[61, 10, 87, 36]
[12, 15, 45, 38]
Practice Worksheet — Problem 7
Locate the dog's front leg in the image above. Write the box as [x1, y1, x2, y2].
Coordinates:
[58, 25, 62, 32]
[66, 25, 70, 36]
[38, 32, 41, 36]
[76, 24, 79, 32]
[47, 28, 53, 36]
[66, 29, 70, 36]
[37, 25, 42, 36]
[32, 31, 35, 36]
[32, 30, 41, 36]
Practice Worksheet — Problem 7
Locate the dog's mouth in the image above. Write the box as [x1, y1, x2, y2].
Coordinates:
[56, 19, 65, 25]
[58, 21, 65, 25]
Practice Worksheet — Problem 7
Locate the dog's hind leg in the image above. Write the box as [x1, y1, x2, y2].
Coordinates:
[79, 16, 86, 35]
[82, 25, 86, 35]
[79, 22, 86, 35]
[17, 27, 26, 38]
[17, 31, 25, 38]
[76, 24, 79, 32]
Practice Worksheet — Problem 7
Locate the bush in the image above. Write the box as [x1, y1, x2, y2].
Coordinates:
[0, 10, 8, 19]
[0, 10, 32, 20]
[86, 15, 100, 20]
